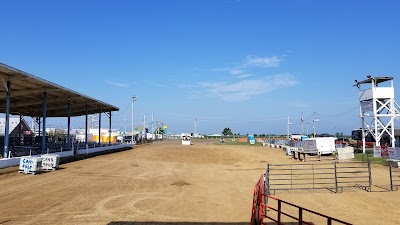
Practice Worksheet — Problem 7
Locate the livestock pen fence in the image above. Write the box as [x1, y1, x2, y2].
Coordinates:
[266, 161, 372, 194]
[389, 164, 400, 191]
[250, 174, 352, 225]
[250, 160, 400, 224]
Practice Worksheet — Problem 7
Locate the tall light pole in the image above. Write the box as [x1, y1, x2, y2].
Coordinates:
[194, 117, 198, 137]
[287, 116, 291, 139]
[301, 112, 304, 135]
[306, 122, 309, 137]
[143, 115, 146, 140]
[152, 112, 154, 135]
[313, 112, 319, 138]
[132, 96, 137, 143]
[124, 118, 127, 133]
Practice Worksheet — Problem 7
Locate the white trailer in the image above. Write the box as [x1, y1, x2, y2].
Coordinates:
[300, 137, 336, 155]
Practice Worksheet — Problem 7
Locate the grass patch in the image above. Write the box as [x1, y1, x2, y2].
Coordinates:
[353, 153, 387, 165]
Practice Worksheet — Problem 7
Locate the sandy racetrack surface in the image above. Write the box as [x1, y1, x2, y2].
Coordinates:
[0, 139, 399, 225]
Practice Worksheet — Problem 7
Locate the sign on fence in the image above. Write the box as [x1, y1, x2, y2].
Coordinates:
[374, 146, 381, 158]
[388, 147, 396, 159]
[381, 145, 389, 158]
[396, 147, 400, 160]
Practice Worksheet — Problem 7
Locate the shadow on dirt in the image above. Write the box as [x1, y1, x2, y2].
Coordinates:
[0, 146, 135, 176]
[59, 146, 132, 165]
[108, 222, 302, 225]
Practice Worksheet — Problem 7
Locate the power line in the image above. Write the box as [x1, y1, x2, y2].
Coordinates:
[155, 112, 291, 121]
[318, 107, 358, 117]
[112, 101, 131, 116]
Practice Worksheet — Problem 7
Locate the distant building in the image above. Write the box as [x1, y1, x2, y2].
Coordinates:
[0, 118, 33, 137]
[207, 134, 222, 137]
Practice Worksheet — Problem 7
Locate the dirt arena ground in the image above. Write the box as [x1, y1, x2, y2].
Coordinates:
[0, 139, 399, 225]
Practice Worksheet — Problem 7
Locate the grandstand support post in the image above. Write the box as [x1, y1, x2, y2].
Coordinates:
[41, 92, 47, 154]
[19, 115, 23, 144]
[37, 117, 41, 139]
[98, 109, 102, 145]
[41, 91, 47, 154]
[67, 100, 71, 152]
[334, 161, 338, 193]
[85, 104, 88, 147]
[4, 81, 11, 158]
[109, 111, 112, 145]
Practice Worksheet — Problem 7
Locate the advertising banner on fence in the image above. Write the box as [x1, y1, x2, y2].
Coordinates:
[388, 147, 396, 159]
[381, 145, 389, 158]
[396, 147, 400, 160]
[374, 146, 381, 158]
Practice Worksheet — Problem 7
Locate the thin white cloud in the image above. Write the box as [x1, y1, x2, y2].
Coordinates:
[198, 73, 298, 102]
[237, 74, 254, 78]
[229, 68, 245, 75]
[105, 80, 131, 88]
[245, 55, 284, 68]
[212, 55, 285, 78]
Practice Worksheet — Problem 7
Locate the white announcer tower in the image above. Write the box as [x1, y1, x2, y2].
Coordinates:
[354, 76, 400, 154]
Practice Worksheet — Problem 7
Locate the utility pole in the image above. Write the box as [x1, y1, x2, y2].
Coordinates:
[152, 112, 154, 135]
[301, 112, 304, 135]
[88, 115, 97, 130]
[313, 112, 319, 138]
[287, 116, 291, 139]
[132, 96, 137, 143]
[306, 122, 309, 137]
[124, 118, 127, 133]
[31, 117, 35, 137]
[143, 115, 146, 140]
[194, 117, 198, 138]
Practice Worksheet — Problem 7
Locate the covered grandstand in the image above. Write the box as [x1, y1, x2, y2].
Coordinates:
[0, 62, 119, 158]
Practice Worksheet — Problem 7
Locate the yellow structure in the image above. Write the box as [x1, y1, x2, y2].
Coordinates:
[92, 134, 117, 143]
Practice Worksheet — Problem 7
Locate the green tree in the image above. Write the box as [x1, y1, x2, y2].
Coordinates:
[154, 127, 165, 134]
[222, 127, 233, 136]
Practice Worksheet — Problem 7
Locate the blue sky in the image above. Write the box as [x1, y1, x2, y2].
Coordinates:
[1, 0, 400, 135]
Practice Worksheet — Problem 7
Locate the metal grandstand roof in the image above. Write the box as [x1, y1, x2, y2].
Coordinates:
[0, 63, 119, 117]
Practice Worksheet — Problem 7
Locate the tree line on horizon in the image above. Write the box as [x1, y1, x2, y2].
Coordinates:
[216, 127, 351, 138]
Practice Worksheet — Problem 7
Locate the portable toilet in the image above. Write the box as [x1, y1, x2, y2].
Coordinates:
[248, 135, 255, 145]
[181, 133, 191, 145]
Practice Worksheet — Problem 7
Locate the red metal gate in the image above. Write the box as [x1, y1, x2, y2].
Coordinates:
[250, 175, 352, 225]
